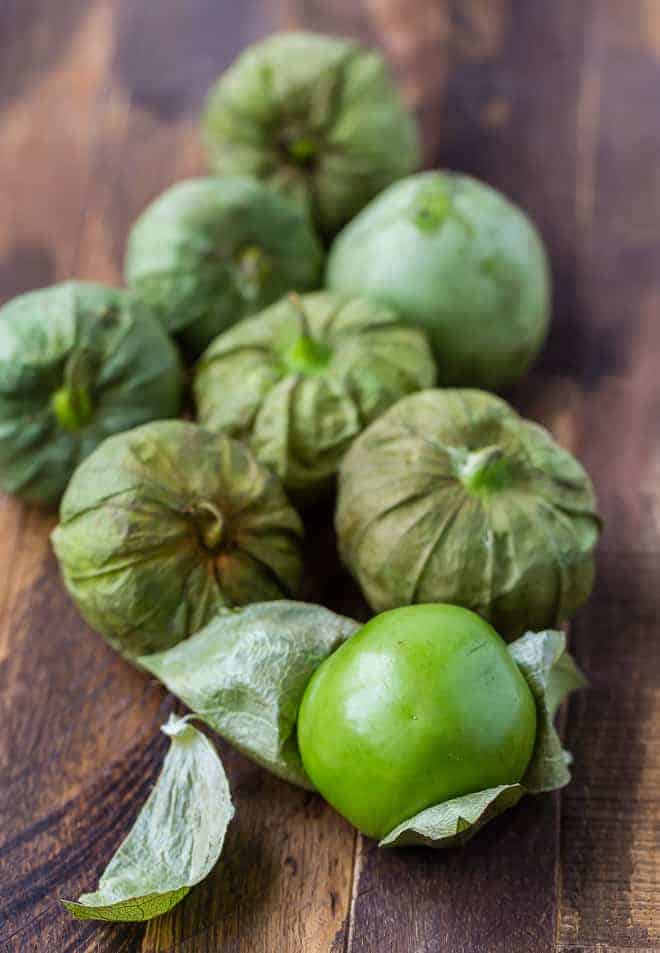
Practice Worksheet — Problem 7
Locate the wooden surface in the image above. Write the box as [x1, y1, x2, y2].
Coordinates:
[1, 1, 659, 951]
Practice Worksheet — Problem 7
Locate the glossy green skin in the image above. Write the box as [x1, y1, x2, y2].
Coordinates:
[125, 177, 324, 356]
[297, 604, 537, 840]
[327, 172, 551, 390]
[0, 282, 183, 506]
[203, 33, 420, 236]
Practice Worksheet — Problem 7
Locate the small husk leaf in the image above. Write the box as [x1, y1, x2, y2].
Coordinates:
[379, 784, 524, 849]
[377, 629, 585, 848]
[512, 629, 588, 793]
[140, 602, 360, 788]
[62, 715, 234, 922]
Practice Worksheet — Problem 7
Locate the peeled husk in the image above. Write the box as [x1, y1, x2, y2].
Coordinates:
[140, 603, 584, 848]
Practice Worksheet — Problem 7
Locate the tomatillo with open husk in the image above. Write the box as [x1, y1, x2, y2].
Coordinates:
[297, 604, 538, 841]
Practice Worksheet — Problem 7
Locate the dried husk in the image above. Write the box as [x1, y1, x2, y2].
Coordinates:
[336, 389, 601, 639]
[194, 292, 436, 501]
[51, 421, 303, 660]
[203, 32, 420, 236]
[0, 282, 182, 506]
[63, 716, 233, 921]
[141, 601, 361, 788]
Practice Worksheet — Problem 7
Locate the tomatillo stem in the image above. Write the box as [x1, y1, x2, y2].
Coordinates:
[284, 293, 331, 374]
[197, 501, 225, 550]
[52, 348, 97, 431]
[456, 445, 510, 494]
[52, 386, 94, 431]
[235, 245, 271, 301]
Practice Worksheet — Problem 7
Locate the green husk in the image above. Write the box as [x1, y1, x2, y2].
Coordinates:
[51, 421, 303, 660]
[62, 716, 233, 922]
[140, 601, 360, 788]
[125, 176, 324, 355]
[194, 292, 436, 501]
[202, 32, 420, 235]
[0, 282, 183, 506]
[336, 388, 601, 640]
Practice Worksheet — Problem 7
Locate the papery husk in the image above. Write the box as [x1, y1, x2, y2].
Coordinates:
[63, 716, 233, 921]
[125, 176, 323, 355]
[52, 421, 303, 659]
[194, 292, 436, 501]
[141, 601, 360, 788]
[337, 389, 601, 640]
[0, 282, 182, 506]
[203, 32, 419, 236]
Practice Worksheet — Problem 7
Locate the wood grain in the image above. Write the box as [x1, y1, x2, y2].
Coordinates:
[1, 1, 659, 951]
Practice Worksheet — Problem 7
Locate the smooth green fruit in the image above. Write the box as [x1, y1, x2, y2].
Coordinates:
[327, 171, 551, 390]
[297, 604, 537, 840]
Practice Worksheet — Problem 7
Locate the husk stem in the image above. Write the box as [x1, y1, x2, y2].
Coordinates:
[234, 245, 272, 301]
[454, 445, 511, 494]
[52, 348, 97, 431]
[195, 501, 225, 551]
[284, 293, 331, 374]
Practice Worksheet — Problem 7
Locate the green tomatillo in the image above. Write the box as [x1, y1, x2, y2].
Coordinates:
[297, 604, 537, 841]
[0, 282, 183, 506]
[194, 291, 436, 502]
[124, 176, 324, 356]
[202, 32, 420, 236]
[327, 171, 551, 390]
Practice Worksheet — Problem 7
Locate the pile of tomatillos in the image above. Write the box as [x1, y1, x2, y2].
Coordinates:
[0, 33, 601, 924]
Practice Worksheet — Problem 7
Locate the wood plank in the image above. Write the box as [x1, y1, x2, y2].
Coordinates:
[284, 1, 589, 949]
[0, 7, 176, 952]
[1, 1, 659, 951]
[0, 2, 356, 952]
[558, 2, 660, 949]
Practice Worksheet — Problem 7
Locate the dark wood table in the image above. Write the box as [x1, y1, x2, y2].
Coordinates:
[1, 2, 659, 951]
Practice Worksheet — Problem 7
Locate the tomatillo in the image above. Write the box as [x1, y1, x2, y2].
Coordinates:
[297, 604, 537, 840]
